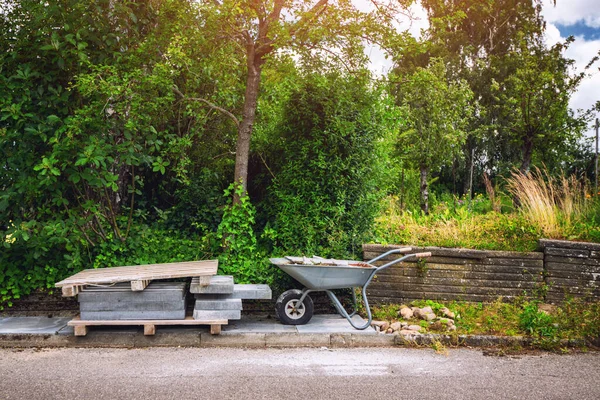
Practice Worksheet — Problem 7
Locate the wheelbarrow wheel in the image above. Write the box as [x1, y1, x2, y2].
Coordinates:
[275, 289, 314, 325]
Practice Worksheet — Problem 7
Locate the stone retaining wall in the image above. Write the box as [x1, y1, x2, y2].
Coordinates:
[539, 239, 600, 302]
[365, 241, 600, 304]
[363, 244, 544, 304]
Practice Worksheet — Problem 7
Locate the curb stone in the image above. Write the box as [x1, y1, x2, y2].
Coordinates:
[1, 331, 598, 349]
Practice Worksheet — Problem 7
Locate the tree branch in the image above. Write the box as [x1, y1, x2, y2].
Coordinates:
[172, 86, 240, 127]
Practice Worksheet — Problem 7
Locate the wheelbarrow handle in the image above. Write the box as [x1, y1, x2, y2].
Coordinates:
[366, 247, 412, 264]
[369, 250, 433, 272]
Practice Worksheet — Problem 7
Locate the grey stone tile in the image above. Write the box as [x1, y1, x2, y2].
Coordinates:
[296, 314, 377, 334]
[0, 317, 71, 335]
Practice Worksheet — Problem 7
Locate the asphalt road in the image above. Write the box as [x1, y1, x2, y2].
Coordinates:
[1, 347, 598, 400]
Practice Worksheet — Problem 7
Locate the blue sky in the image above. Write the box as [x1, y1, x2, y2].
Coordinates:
[556, 23, 600, 41]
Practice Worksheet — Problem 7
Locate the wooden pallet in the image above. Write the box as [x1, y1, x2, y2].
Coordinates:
[68, 316, 227, 336]
[56, 261, 217, 297]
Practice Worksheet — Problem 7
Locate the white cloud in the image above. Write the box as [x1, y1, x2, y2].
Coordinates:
[541, 0, 600, 28]
[544, 21, 600, 136]
[359, 1, 429, 75]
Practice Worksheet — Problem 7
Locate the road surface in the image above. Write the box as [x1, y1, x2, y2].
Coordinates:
[1, 347, 598, 399]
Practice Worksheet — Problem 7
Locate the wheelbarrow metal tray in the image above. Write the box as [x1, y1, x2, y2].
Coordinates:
[270, 258, 376, 290]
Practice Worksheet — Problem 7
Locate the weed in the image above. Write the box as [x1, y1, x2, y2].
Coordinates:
[416, 258, 428, 277]
[431, 339, 449, 355]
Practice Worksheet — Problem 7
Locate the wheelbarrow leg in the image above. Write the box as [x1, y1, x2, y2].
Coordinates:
[325, 289, 372, 330]
[348, 288, 359, 318]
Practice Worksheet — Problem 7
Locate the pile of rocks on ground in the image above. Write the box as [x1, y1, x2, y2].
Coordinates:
[371, 305, 457, 335]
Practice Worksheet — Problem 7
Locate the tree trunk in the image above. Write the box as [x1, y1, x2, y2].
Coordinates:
[463, 135, 474, 196]
[420, 164, 429, 215]
[234, 54, 262, 201]
[519, 134, 534, 173]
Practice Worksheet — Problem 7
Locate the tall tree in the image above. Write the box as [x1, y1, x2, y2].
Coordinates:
[492, 35, 589, 173]
[395, 59, 473, 214]
[189, 0, 407, 198]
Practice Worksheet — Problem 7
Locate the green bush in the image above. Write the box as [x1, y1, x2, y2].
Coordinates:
[216, 183, 276, 285]
[266, 73, 385, 258]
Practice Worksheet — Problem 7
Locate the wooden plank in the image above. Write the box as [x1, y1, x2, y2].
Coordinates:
[545, 248, 590, 258]
[545, 256, 600, 266]
[362, 244, 543, 259]
[210, 324, 222, 335]
[74, 325, 88, 337]
[372, 275, 541, 288]
[369, 283, 535, 296]
[55, 260, 218, 288]
[144, 324, 156, 336]
[539, 238, 600, 252]
[368, 292, 525, 304]
[375, 268, 543, 281]
[68, 316, 228, 326]
[131, 280, 150, 291]
[62, 285, 81, 297]
[365, 253, 544, 267]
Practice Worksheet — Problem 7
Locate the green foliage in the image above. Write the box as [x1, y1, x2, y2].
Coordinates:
[392, 58, 474, 213]
[91, 225, 214, 269]
[266, 73, 385, 257]
[374, 194, 541, 251]
[519, 301, 558, 338]
[217, 183, 274, 284]
[374, 297, 600, 349]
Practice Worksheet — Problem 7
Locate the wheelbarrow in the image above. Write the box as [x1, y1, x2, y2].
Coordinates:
[270, 248, 431, 330]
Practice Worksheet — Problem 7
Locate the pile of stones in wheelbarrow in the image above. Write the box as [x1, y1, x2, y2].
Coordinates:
[371, 305, 457, 335]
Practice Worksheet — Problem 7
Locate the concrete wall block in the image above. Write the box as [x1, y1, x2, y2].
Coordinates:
[193, 309, 241, 320]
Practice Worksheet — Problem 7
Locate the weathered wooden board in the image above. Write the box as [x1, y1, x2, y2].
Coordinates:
[539, 239, 600, 252]
[372, 275, 541, 289]
[55, 260, 218, 296]
[368, 291, 519, 303]
[545, 256, 600, 266]
[363, 244, 544, 259]
[374, 268, 543, 281]
[68, 316, 227, 336]
[365, 254, 544, 268]
[369, 283, 536, 295]
[545, 247, 590, 258]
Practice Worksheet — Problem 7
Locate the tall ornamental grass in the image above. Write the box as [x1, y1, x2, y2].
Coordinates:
[506, 168, 587, 238]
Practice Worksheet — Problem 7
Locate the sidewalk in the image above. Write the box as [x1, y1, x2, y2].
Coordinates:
[0, 313, 543, 349]
[0, 314, 398, 348]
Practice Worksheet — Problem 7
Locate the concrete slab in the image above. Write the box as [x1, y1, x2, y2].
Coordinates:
[265, 332, 330, 347]
[0, 317, 70, 335]
[193, 309, 241, 320]
[190, 275, 234, 294]
[295, 315, 377, 335]
[194, 298, 243, 310]
[223, 317, 296, 333]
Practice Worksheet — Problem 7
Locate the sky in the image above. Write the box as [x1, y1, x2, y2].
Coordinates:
[360, 0, 600, 138]
[542, 0, 600, 137]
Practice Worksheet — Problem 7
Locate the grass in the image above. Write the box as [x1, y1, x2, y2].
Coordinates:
[374, 169, 600, 251]
[373, 195, 541, 251]
[372, 297, 600, 350]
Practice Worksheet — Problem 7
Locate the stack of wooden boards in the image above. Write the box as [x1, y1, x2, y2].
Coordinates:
[55, 260, 272, 336]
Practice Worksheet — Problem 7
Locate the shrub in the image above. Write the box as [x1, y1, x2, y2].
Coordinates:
[216, 183, 276, 284]
[266, 73, 385, 257]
